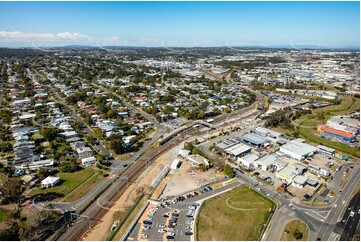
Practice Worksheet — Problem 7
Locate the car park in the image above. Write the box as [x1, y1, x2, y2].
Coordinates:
[142, 225, 151, 230]
[143, 220, 152, 225]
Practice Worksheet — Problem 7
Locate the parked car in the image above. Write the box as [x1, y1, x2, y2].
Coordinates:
[143, 220, 152, 225]
[185, 232, 193, 236]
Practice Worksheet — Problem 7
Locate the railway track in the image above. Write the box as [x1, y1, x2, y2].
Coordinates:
[56, 126, 197, 241]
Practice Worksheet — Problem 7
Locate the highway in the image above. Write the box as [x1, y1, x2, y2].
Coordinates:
[338, 192, 360, 241]
[316, 165, 360, 240]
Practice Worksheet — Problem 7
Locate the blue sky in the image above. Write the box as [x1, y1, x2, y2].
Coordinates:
[0, 1, 359, 48]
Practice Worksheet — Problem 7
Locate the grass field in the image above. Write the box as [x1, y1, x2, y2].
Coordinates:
[281, 220, 309, 241]
[295, 96, 360, 158]
[196, 186, 276, 241]
[28, 166, 104, 201]
[289, 96, 360, 158]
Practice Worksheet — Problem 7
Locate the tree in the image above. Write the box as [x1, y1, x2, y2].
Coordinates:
[223, 164, 234, 178]
[40, 127, 59, 142]
[93, 128, 104, 139]
[293, 229, 303, 240]
[192, 148, 201, 155]
[1, 178, 24, 204]
[36, 168, 48, 180]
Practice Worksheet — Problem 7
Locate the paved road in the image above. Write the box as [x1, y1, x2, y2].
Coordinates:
[316, 165, 360, 241]
[338, 192, 360, 241]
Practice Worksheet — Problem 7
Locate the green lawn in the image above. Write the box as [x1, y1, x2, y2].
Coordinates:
[281, 220, 309, 241]
[294, 96, 360, 158]
[196, 186, 276, 241]
[0, 208, 9, 224]
[28, 167, 104, 201]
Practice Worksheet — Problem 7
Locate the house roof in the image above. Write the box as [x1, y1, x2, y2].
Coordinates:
[41, 176, 59, 185]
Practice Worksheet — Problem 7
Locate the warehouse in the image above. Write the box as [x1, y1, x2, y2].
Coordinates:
[317, 145, 336, 156]
[279, 140, 318, 161]
[240, 133, 270, 147]
[215, 139, 239, 151]
[237, 153, 259, 169]
[225, 143, 252, 158]
[254, 154, 280, 171]
[318, 124, 355, 143]
[253, 127, 282, 139]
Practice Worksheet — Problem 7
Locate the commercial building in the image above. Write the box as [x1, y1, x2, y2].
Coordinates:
[241, 133, 270, 147]
[279, 140, 318, 161]
[237, 153, 259, 169]
[318, 125, 356, 143]
[225, 143, 252, 158]
[253, 127, 282, 139]
[254, 154, 280, 171]
[317, 145, 336, 156]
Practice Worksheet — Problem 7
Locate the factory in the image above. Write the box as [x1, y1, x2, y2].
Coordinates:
[279, 139, 318, 161]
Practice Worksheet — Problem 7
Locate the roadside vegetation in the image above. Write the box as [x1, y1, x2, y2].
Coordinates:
[281, 219, 309, 241]
[196, 186, 275, 241]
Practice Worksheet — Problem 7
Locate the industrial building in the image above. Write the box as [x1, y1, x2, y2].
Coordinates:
[225, 143, 252, 159]
[317, 145, 336, 156]
[253, 127, 282, 139]
[279, 139, 318, 160]
[318, 124, 356, 143]
[241, 133, 270, 147]
[237, 153, 259, 169]
[254, 154, 281, 171]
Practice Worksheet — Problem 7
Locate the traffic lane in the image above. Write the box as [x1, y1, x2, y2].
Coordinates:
[338, 192, 360, 241]
[317, 166, 360, 240]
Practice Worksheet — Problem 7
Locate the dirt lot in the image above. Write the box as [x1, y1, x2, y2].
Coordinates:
[82, 141, 186, 241]
[159, 161, 224, 199]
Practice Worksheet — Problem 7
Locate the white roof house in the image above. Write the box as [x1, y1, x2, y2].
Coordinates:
[81, 156, 97, 167]
[41, 176, 60, 188]
[170, 159, 181, 170]
[280, 140, 318, 161]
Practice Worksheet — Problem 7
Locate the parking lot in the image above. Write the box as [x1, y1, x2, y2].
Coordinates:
[127, 182, 240, 241]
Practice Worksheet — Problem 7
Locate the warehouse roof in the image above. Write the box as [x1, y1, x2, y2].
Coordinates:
[241, 133, 269, 145]
[225, 143, 252, 156]
[280, 140, 318, 156]
[319, 125, 355, 139]
[255, 154, 280, 167]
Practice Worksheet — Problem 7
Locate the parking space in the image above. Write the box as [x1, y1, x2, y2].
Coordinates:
[127, 183, 238, 241]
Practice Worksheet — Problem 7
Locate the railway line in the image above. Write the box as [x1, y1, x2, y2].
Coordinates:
[56, 126, 198, 241]
[55, 81, 267, 241]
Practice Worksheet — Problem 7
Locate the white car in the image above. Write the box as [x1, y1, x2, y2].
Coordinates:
[159, 224, 166, 228]
[146, 216, 153, 221]
[167, 232, 175, 236]
[185, 221, 194, 225]
[141, 234, 148, 239]
[342, 200, 346, 205]
[158, 229, 166, 233]
[168, 227, 175, 232]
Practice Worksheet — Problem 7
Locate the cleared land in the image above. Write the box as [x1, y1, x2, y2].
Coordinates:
[281, 219, 309, 241]
[196, 186, 275, 241]
[293, 96, 360, 158]
[28, 166, 104, 202]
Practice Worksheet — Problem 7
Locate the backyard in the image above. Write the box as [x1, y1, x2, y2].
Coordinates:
[196, 186, 276, 241]
[28, 166, 105, 202]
